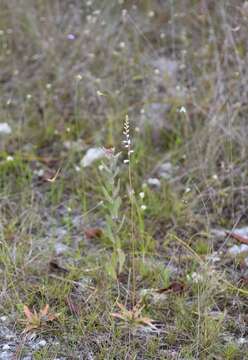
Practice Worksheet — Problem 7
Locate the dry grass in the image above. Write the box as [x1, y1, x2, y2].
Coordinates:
[0, 1, 248, 359]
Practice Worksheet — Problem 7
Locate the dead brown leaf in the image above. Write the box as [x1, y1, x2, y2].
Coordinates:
[226, 231, 248, 245]
[85, 227, 103, 240]
[49, 260, 69, 274]
[156, 281, 186, 294]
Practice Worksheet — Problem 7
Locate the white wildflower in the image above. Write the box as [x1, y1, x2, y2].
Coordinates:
[139, 192, 145, 199]
[76, 74, 82, 81]
[179, 106, 186, 113]
[67, 33, 76, 40]
[97, 90, 104, 96]
[119, 42, 126, 49]
[141, 205, 147, 211]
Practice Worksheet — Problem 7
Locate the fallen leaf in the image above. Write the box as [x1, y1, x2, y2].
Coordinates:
[226, 231, 248, 245]
[85, 227, 103, 240]
[156, 281, 186, 294]
[49, 260, 69, 274]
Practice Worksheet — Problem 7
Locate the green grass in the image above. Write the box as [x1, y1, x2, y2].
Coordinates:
[0, 0, 248, 358]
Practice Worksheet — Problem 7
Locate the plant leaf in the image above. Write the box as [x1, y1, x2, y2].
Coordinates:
[226, 231, 248, 245]
[23, 305, 33, 320]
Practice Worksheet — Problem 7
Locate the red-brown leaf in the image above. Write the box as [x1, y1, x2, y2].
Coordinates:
[23, 305, 33, 320]
[156, 281, 186, 294]
[226, 231, 248, 245]
[85, 227, 103, 239]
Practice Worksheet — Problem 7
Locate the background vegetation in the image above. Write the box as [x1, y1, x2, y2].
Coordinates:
[0, 1, 247, 359]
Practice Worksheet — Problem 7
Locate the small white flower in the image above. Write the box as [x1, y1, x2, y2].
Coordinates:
[119, 42, 126, 49]
[67, 33, 76, 40]
[46, 83, 52, 89]
[75, 165, 81, 172]
[188, 272, 203, 283]
[148, 10, 155, 17]
[98, 164, 104, 171]
[141, 205, 147, 211]
[123, 159, 129, 164]
[6, 155, 14, 161]
[66, 127, 71, 132]
[97, 90, 104, 96]
[139, 192, 145, 199]
[179, 106, 186, 113]
[93, 9, 101, 15]
[212, 174, 218, 180]
[26, 94, 32, 100]
[0, 123, 12, 134]
[76, 74, 82, 81]
[67, 207, 72, 212]
[154, 68, 160, 75]
[122, 9, 127, 18]
[33, 169, 45, 177]
[185, 187, 191, 193]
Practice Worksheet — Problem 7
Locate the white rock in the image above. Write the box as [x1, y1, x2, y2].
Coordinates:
[237, 337, 247, 345]
[0, 352, 12, 360]
[228, 244, 248, 256]
[2, 345, 10, 350]
[32, 339, 47, 350]
[0, 123, 12, 134]
[147, 178, 161, 187]
[80, 148, 105, 167]
[55, 243, 69, 255]
[158, 162, 174, 180]
[212, 226, 248, 239]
